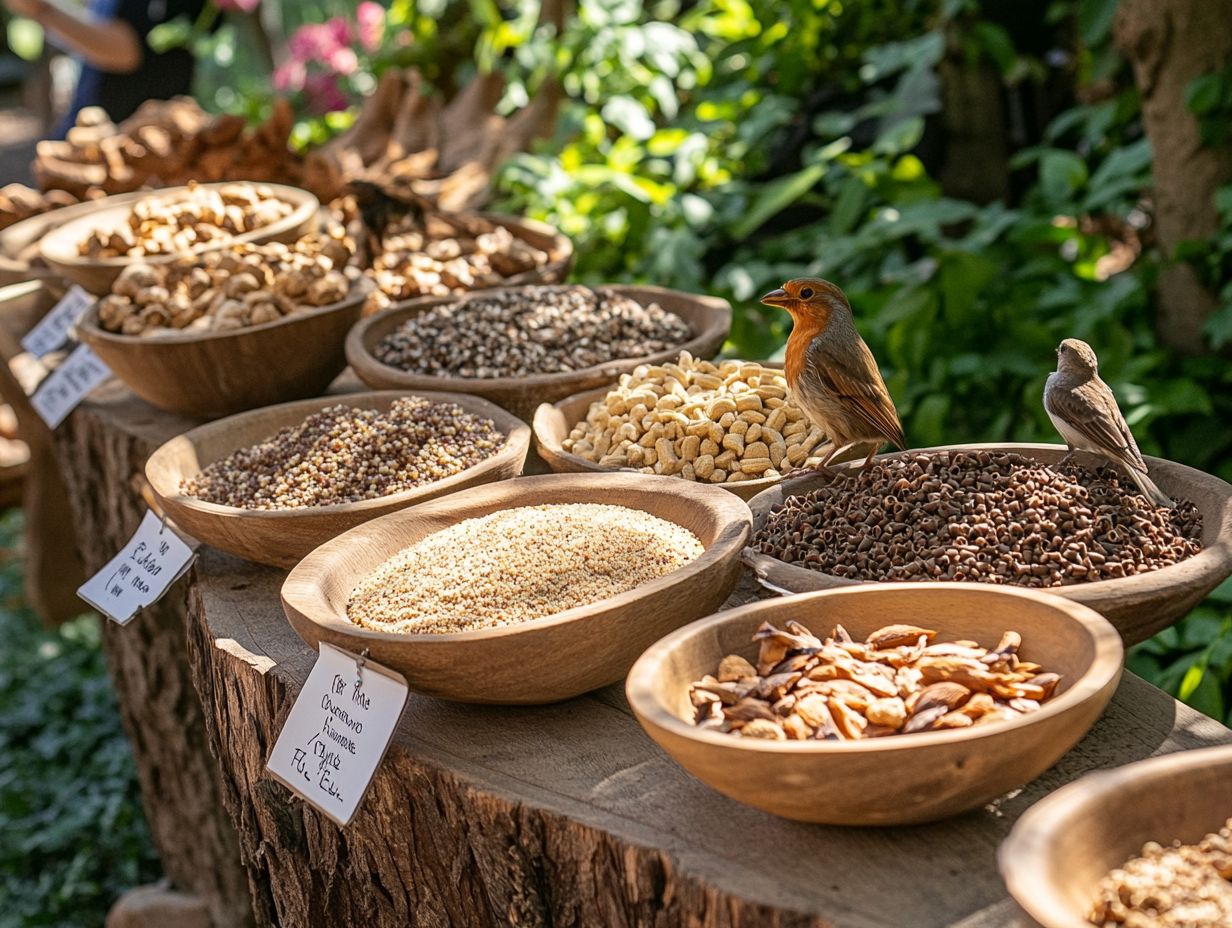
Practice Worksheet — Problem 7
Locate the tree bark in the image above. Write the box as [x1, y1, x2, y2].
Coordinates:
[1116, 0, 1232, 355]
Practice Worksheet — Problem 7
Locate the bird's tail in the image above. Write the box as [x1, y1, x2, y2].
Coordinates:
[1128, 466, 1174, 509]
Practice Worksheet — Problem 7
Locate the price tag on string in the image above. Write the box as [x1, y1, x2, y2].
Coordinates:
[266, 643, 409, 827]
[76, 509, 197, 625]
[30, 343, 112, 428]
[21, 285, 93, 358]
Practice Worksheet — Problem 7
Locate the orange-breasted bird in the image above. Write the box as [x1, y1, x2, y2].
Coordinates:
[761, 277, 906, 470]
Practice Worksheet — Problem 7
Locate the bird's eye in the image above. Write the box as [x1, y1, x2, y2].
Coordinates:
[799, 287, 814, 299]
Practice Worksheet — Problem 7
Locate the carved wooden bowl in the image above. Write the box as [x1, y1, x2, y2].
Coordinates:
[626, 583, 1123, 825]
[146, 390, 531, 568]
[999, 744, 1232, 927]
[743, 443, 1232, 645]
[281, 473, 752, 704]
[346, 284, 731, 421]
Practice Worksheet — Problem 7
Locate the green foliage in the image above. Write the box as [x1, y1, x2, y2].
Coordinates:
[0, 512, 158, 928]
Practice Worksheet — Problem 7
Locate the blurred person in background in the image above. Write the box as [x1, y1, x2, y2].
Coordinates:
[3, 0, 207, 133]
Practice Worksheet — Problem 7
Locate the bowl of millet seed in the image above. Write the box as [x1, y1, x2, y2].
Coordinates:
[345, 283, 732, 420]
[744, 443, 1232, 644]
[145, 390, 531, 568]
[1000, 744, 1232, 928]
[280, 472, 752, 704]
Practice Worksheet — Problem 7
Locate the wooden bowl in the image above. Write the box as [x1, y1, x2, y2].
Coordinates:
[999, 744, 1232, 928]
[346, 284, 731, 421]
[281, 472, 752, 704]
[146, 390, 531, 568]
[626, 583, 1124, 825]
[76, 281, 371, 419]
[743, 443, 1232, 645]
[37, 183, 319, 294]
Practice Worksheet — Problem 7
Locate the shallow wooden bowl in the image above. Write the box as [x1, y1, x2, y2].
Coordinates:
[346, 284, 731, 421]
[76, 281, 371, 419]
[626, 583, 1123, 825]
[281, 472, 752, 704]
[743, 442, 1232, 645]
[37, 183, 319, 294]
[999, 744, 1232, 928]
[146, 390, 531, 568]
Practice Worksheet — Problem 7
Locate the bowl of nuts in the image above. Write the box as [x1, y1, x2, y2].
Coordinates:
[281, 472, 752, 704]
[76, 232, 370, 418]
[999, 744, 1232, 928]
[38, 182, 319, 293]
[626, 582, 1123, 825]
[346, 284, 731, 420]
[533, 354, 831, 500]
[145, 390, 531, 568]
[743, 444, 1232, 645]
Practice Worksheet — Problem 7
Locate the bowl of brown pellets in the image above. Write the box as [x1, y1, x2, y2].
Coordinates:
[1000, 744, 1232, 928]
[280, 472, 752, 704]
[145, 390, 530, 568]
[743, 443, 1232, 645]
[626, 582, 1123, 825]
[345, 283, 731, 420]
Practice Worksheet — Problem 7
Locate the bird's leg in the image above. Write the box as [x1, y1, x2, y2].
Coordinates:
[859, 442, 881, 469]
[1056, 444, 1076, 467]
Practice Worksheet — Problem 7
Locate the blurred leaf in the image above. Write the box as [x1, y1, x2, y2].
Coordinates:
[1040, 150, 1089, 200]
[147, 16, 194, 53]
[7, 18, 43, 61]
[1077, 0, 1119, 47]
[730, 164, 825, 240]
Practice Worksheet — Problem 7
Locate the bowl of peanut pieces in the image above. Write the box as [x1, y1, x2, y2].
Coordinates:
[38, 182, 319, 293]
[1000, 744, 1232, 928]
[534, 352, 830, 500]
[77, 231, 371, 418]
[626, 582, 1122, 825]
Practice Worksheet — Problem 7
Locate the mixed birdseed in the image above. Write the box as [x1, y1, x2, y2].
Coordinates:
[346, 503, 704, 634]
[692, 619, 1059, 741]
[181, 397, 505, 509]
[372, 285, 694, 378]
[1090, 818, 1232, 927]
[754, 451, 1203, 587]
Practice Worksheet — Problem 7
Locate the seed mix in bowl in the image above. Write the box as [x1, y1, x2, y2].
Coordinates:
[181, 397, 505, 509]
[346, 503, 704, 634]
[1090, 818, 1232, 927]
[755, 450, 1202, 587]
[372, 285, 694, 378]
[692, 619, 1059, 741]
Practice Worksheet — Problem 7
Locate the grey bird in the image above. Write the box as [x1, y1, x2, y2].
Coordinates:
[1043, 338, 1173, 508]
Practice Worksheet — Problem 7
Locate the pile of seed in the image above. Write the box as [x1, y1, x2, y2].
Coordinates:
[182, 398, 505, 509]
[755, 451, 1203, 587]
[346, 503, 704, 634]
[372, 285, 694, 378]
[1090, 818, 1232, 927]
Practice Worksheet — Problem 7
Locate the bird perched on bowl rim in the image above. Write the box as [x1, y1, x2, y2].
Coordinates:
[761, 277, 906, 470]
[1044, 337, 1173, 508]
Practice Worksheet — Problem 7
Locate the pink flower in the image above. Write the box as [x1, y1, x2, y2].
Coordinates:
[356, 2, 384, 53]
[273, 59, 305, 93]
[214, 0, 260, 11]
[288, 19, 351, 62]
[304, 72, 350, 114]
[327, 45, 359, 76]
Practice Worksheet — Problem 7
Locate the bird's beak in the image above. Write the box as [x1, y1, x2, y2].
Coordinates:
[760, 288, 790, 307]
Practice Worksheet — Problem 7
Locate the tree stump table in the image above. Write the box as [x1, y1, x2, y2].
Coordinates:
[59, 383, 1232, 928]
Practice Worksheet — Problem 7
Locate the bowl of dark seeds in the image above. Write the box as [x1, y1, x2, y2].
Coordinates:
[743, 444, 1232, 644]
[345, 283, 731, 420]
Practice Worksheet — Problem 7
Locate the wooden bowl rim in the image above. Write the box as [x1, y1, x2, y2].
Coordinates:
[77, 276, 373, 347]
[37, 182, 320, 271]
[346, 283, 733, 393]
[626, 582, 1124, 755]
[146, 389, 532, 522]
[281, 471, 753, 644]
[0, 190, 148, 259]
[741, 442, 1232, 600]
[997, 743, 1232, 928]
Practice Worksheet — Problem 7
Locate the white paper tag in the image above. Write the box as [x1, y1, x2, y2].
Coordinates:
[21, 285, 93, 358]
[76, 510, 197, 625]
[266, 643, 409, 827]
[30, 343, 112, 428]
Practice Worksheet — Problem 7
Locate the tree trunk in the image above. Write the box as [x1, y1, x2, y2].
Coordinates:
[1116, 0, 1232, 355]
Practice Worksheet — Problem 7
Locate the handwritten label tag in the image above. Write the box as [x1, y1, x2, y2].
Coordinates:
[266, 643, 409, 826]
[21, 285, 93, 358]
[76, 510, 197, 625]
[30, 343, 111, 428]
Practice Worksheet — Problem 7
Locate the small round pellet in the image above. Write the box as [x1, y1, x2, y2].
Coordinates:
[346, 503, 704, 634]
